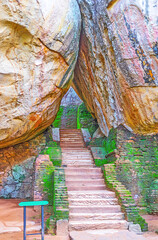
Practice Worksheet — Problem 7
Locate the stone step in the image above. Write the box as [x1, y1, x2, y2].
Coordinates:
[69, 220, 128, 231]
[68, 191, 115, 199]
[69, 212, 124, 221]
[61, 143, 85, 145]
[64, 164, 95, 168]
[62, 151, 91, 153]
[66, 179, 105, 185]
[62, 160, 93, 163]
[61, 145, 85, 148]
[67, 185, 106, 191]
[69, 205, 121, 213]
[69, 198, 118, 206]
[60, 136, 82, 138]
[61, 148, 89, 151]
[63, 158, 93, 162]
[60, 140, 84, 142]
[62, 155, 93, 158]
[65, 168, 102, 174]
[65, 174, 103, 180]
[62, 158, 93, 161]
[60, 129, 81, 131]
[63, 158, 93, 160]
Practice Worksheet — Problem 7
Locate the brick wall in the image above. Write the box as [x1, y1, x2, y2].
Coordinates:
[104, 125, 158, 213]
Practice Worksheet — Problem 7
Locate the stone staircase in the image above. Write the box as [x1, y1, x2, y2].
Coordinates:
[60, 129, 128, 231]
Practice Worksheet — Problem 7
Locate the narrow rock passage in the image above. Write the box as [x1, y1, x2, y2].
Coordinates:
[60, 129, 128, 232]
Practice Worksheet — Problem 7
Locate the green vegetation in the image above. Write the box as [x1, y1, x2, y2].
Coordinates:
[64, 106, 78, 128]
[41, 147, 62, 167]
[42, 164, 55, 206]
[116, 139, 158, 213]
[103, 128, 117, 154]
[53, 168, 69, 220]
[103, 164, 148, 231]
[94, 158, 108, 166]
[52, 106, 64, 128]
[77, 103, 98, 135]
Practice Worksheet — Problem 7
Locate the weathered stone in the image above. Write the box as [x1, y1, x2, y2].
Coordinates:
[70, 230, 146, 240]
[92, 128, 105, 139]
[74, 0, 158, 136]
[81, 128, 91, 143]
[0, 156, 36, 198]
[52, 128, 60, 142]
[129, 223, 142, 234]
[0, 0, 81, 148]
[56, 219, 69, 237]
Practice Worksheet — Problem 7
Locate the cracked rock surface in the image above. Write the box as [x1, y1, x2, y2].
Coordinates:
[0, 0, 81, 148]
[73, 0, 158, 136]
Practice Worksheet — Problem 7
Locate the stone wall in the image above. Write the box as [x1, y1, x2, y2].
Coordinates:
[104, 125, 158, 213]
[0, 133, 46, 199]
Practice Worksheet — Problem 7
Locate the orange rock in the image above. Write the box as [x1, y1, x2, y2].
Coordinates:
[74, 0, 158, 136]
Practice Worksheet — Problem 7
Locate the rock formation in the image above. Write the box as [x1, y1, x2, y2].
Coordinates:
[0, 0, 81, 148]
[73, 0, 158, 136]
[1, 0, 158, 149]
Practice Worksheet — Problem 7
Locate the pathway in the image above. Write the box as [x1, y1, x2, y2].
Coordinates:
[60, 129, 128, 232]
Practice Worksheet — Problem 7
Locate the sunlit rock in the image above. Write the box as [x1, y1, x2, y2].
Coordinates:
[0, 0, 81, 148]
[74, 0, 158, 135]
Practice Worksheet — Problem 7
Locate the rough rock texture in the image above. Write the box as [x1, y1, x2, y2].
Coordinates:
[0, 157, 35, 199]
[0, 0, 81, 148]
[61, 87, 82, 106]
[0, 132, 46, 172]
[74, 0, 158, 136]
[0, 132, 46, 198]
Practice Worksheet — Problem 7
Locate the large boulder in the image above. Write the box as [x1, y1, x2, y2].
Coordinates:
[0, 0, 81, 148]
[74, 0, 158, 136]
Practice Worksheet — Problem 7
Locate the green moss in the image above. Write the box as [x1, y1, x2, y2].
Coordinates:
[94, 158, 108, 166]
[77, 106, 81, 129]
[77, 103, 98, 135]
[89, 137, 106, 147]
[52, 168, 69, 222]
[103, 164, 148, 231]
[42, 147, 62, 167]
[42, 164, 55, 206]
[47, 141, 59, 147]
[103, 128, 117, 154]
[64, 106, 78, 129]
[52, 106, 64, 128]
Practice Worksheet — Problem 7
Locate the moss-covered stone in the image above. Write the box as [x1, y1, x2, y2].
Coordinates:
[53, 167, 69, 221]
[77, 103, 98, 136]
[102, 125, 158, 214]
[52, 106, 64, 128]
[42, 147, 62, 167]
[103, 164, 148, 232]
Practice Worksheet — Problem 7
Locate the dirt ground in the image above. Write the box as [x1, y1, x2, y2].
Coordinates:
[0, 199, 61, 240]
[0, 199, 157, 240]
[142, 215, 158, 240]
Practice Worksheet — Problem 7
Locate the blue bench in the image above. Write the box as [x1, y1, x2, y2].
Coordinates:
[19, 201, 48, 240]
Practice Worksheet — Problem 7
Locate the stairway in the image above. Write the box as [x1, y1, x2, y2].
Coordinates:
[60, 129, 128, 231]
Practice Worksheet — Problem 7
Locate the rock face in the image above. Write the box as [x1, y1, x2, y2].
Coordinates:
[74, 0, 158, 136]
[0, 0, 81, 148]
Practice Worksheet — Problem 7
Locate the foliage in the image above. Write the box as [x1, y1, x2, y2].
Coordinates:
[42, 164, 55, 206]
[41, 147, 62, 167]
[52, 106, 64, 128]
[103, 164, 148, 231]
[77, 103, 98, 135]
[94, 158, 108, 166]
[103, 128, 117, 154]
